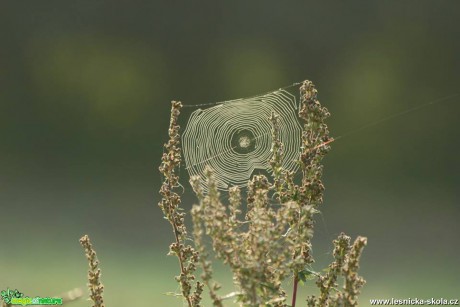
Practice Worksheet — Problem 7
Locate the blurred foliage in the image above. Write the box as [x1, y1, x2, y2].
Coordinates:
[28, 35, 166, 129]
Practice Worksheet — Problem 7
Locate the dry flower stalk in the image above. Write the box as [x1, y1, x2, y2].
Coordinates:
[160, 81, 367, 306]
[79, 235, 105, 307]
[159, 101, 202, 307]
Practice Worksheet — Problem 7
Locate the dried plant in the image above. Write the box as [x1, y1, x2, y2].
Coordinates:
[79, 235, 105, 307]
[158, 101, 203, 306]
[159, 81, 367, 306]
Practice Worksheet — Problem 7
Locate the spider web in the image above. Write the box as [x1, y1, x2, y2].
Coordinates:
[182, 88, 302, 191]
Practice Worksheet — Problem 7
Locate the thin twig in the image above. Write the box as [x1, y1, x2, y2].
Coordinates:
[291, 275, 299, 307]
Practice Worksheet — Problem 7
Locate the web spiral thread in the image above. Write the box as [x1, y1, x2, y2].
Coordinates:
[182, 89, 302, 191]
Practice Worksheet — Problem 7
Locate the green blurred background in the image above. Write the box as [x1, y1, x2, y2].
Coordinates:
[1, 1, 459, 306]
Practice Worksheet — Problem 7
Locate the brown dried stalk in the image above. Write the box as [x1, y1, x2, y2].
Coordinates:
[159, 101, 202, 307]
[79, 235, 104, 307]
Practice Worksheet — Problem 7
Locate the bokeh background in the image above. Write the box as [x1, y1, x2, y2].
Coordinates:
[1, 1, 459, 306]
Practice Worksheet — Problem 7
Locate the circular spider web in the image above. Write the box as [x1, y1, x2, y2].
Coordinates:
[182, 90, 302, 190]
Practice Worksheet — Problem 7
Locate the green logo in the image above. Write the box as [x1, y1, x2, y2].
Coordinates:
[1, 288, 62, 306]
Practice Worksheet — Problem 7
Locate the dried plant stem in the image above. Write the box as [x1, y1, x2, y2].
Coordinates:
[173, 225, 193, 307]
[79, 235, 105, 307]
[159, 101, 202, 306]
[291, 275, 299, 307]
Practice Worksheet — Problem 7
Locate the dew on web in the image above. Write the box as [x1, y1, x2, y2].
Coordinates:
[182, 89, 303, 191]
